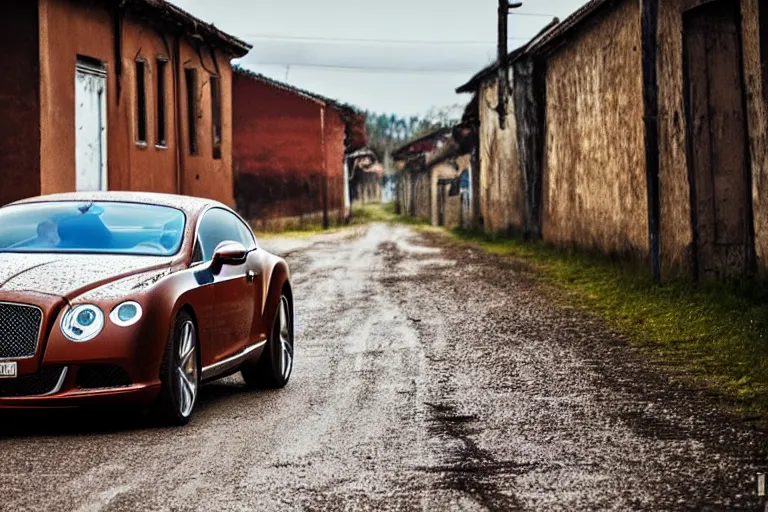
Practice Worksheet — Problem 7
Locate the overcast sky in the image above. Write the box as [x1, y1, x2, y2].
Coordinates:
[172, 0, 585, 117]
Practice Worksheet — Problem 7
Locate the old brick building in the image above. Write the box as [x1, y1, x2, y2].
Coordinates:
[232, 69, 367, 230]
[458, 0, 768, 282]
[0, 0, 250, 208]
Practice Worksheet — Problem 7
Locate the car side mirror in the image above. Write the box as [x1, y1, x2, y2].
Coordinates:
[211, 241, 247, 274]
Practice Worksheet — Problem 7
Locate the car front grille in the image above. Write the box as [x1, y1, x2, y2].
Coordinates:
[0, 303, 43, 359]
[76, 365, 132, 389]
[0, 367, 66, 397]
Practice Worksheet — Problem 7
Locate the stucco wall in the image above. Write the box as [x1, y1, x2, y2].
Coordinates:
[0, 2, 41, 206]
[657, 0, 765, 276]
[542, 0, 648, 257]
[38, 0, 235, 206]
[478, 79, 525, 233]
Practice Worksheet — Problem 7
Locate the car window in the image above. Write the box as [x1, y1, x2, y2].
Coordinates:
[195, 208, 255, 263]
[0, 201, 185, 256]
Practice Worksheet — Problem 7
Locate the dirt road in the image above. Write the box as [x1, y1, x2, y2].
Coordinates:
[0, 223, 765, 511]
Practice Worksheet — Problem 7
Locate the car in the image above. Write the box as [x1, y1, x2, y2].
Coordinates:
[0, 191, 294, 425]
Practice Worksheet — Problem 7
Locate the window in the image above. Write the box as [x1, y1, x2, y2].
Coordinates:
[135, 60, 147, 145]
[0, 202, 186, 257]
[195, 208, 255, 263]
[185, 68, 198, 155]
[210, 75, 222, 160]
[156, 58, 167, 147]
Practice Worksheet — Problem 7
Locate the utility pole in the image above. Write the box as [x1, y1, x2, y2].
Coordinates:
[497, 1, 523, 129]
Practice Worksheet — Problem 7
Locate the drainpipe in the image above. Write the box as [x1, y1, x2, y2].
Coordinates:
[642, 0, 661, 284]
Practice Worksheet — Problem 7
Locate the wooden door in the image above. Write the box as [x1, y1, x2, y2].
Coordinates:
[683, 0, 753, 280]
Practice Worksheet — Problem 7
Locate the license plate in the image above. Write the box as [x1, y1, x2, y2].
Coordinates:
[0, 362, 17, 379]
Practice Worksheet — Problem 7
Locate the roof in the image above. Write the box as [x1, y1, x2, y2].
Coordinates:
[125, 0, 252, 57]
[8, 192, 225, 215]
[456, 18, 559, 93]
[392, 127, 453, 161]
[528, 0, 620, 56]
[233, 66, 363, 116]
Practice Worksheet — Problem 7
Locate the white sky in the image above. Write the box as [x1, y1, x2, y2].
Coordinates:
[172, 0, 586, 117]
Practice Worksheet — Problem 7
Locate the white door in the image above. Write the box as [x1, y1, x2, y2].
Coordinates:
[75, 60, 108, 191]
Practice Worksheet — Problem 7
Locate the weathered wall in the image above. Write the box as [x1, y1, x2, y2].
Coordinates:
[232, 73, 325, 221]
[412, 169, 431, 221]
[478, 79, 525, 233]
[657, 0, 765, 276]
[0, 2, 41, 206]
[38, 0, 235, 206]
[542, 0, 648, 257]
[430, 161, 461, 227]
[324, 107, 346, 224]
[742, 0, 768, 274]
[233, 73, 348, 226]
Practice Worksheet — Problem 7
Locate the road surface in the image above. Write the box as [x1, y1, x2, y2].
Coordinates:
[0, 223, 766, 511]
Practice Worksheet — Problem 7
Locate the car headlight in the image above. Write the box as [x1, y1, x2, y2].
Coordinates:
[110, 301, 143, 327]
[61, 305, 104, 342]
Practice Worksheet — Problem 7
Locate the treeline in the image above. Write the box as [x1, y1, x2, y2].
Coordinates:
[365, 105, 464, 163]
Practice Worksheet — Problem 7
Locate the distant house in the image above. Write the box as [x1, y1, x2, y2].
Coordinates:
[393, 128, 471, 229]
[232, 69, 367, 230]
[0, 0, 251, 208]
[458, 0, 768, 282]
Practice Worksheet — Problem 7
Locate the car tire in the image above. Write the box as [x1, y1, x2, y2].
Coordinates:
[242, 294, 293, 389]
[154, 310, 200, 426]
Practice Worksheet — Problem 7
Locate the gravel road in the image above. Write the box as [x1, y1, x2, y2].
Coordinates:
[0, 223, 766, 511]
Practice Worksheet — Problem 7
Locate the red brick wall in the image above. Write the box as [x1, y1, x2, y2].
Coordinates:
[0, 2, 41, 206]
[232, 71, 349, 224]
[324, 108, 346, 223]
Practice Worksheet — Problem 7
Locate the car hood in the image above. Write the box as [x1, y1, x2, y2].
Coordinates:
[0, 253, 175, 301]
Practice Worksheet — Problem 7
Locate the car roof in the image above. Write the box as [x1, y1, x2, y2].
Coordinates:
[7, 191, 228, 216]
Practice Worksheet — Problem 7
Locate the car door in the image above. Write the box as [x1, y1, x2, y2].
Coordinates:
[195, 208, 258, 363]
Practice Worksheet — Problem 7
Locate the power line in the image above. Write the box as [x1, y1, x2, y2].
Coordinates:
[259, 63, 479, 74]
[244, 34, 537, 45]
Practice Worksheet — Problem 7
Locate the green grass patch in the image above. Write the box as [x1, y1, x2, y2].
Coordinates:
[448, 229, 768, 422]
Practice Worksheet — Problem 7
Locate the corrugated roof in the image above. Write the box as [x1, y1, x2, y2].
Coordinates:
[126, 0, 252, 57]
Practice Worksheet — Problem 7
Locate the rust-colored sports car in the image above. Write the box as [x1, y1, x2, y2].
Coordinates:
[0, 192, 294, 425]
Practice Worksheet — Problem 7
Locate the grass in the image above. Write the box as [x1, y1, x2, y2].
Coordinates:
[447, 229, 768, 422]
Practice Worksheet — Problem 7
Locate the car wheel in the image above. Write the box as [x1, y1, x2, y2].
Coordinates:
[242, 295, 293, 389]
[155, 311, 200, 426]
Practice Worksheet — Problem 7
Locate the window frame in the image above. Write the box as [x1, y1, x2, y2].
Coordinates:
[156, 57, 168, 148]
[191, 207, 257, 266]
[210, 74, 223, 160]
[184, 68, 199, 156]
[135, 58, 148, 146]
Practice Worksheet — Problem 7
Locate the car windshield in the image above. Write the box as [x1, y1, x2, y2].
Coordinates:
[0, 201, 186, 256]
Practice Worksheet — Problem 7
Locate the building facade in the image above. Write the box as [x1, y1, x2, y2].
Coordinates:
[458, 0, 768, 282]
[232, 69, 366, 231]
[0, 0, 250, 208]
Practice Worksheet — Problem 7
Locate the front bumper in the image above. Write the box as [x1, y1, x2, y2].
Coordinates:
[0, 365, 161, 408]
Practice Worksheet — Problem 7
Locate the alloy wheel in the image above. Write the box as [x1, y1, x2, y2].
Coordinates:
[177, 320, 199, 418]
[278, 297, 293, 380]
